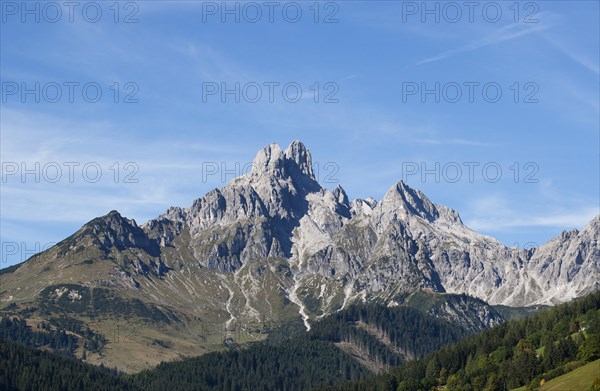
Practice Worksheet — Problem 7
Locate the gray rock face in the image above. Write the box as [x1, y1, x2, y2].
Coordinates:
[136, 142, 598, 322]
[82, 210, 160, 256]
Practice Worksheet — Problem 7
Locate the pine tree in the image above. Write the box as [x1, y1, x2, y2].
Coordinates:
[484, 373, 503, 391]
[579, 333, 600, 361]
[543, 334, 558, 370]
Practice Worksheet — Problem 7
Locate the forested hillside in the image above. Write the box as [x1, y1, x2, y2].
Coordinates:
[132, 303, 470, 390]
[307, 303, 470, 368]
[1, 292, 598, 391]
[324, 291, 600, 391]
[0, 314, 107, 359]
[0, 339, 139, 391]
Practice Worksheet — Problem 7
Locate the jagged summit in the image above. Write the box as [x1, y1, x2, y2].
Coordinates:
[244, 142, 460, 224]
[332, 185, 349, 206]
[252, 143, 285, 175]
[381, 180, 441, 222]
[249, 141, 315, 181]
[285, 140, 314, 179]
[371, 180, 463, 226]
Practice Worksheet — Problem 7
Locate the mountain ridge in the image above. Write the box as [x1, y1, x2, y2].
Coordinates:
[3, 141, 598, 308]
[1, 140, 597, 372]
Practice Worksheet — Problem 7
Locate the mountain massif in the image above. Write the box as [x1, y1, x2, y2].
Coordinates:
[1, 141, 598, 372]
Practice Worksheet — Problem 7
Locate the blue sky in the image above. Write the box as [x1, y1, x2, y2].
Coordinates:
[1, 1, 599, 268]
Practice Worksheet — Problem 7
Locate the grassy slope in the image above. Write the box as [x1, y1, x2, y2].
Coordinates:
[540, 359, 599, 391]
[512, 359, 600, 391]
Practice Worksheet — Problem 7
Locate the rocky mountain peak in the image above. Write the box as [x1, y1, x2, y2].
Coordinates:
[284, 140, 315, 180]
[332, 185, 349, 206]
[241, 142, 321, 206]
[379, 180, 440, 222]
[91, 210, 138, 230]
[248, 141, 318, 187]
[252, 143, 286, 176]
[75, 210, 159, 256]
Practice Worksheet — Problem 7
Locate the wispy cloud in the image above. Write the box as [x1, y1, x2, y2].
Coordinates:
[544, 34, 600, 75]
[415, 19, 550, 66]
[0, 108, 255, 226]
[467, 208, 599, 231]
[464, 193, 599, 232]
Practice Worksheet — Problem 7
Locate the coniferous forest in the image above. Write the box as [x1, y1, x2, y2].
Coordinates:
[323, 291, 600, 391]
[133, 304, 470, 390]
[0, 339, 140, 391]
[0, 292, 599, 391]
